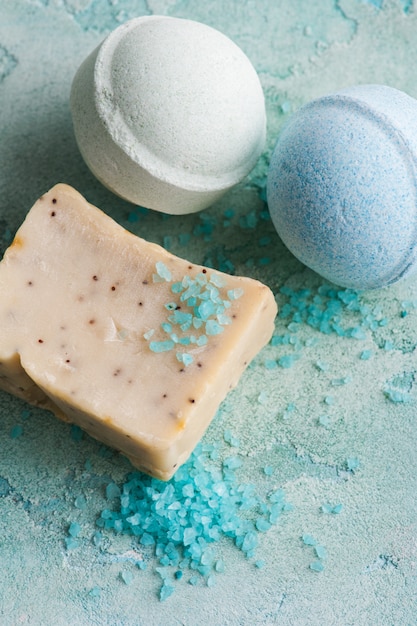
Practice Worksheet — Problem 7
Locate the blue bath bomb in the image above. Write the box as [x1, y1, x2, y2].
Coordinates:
[267, 85, 417, 290]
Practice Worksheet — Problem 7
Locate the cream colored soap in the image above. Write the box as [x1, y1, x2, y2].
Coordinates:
[0, 185, 277, 479]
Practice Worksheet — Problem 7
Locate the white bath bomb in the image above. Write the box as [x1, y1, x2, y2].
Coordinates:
[70, 16, 266, 214]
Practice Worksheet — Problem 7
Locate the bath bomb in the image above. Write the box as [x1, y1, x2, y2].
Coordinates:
[70, 16, 266, 215]
[267, 84, 417, 290]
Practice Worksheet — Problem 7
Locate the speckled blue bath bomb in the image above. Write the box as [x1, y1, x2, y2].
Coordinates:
[267, 85, 417, 290]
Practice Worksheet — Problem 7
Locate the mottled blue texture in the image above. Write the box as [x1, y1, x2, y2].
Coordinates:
[267, 85, 417, 289]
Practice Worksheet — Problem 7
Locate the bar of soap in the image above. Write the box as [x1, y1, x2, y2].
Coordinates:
[0, 184, 277, 479]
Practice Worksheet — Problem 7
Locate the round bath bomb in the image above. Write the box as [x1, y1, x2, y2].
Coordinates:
[267, 84, 417, 290]
[70, 16, 266, 215]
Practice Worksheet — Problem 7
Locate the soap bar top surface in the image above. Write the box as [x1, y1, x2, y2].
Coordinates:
[0, 185, 277, 479]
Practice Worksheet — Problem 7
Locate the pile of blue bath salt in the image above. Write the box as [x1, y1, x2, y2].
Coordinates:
[95, 437, 291, 601]
[278, 284, 388, 338]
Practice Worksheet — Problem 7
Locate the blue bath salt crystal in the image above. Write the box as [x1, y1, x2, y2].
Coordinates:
[331, 376, 351, 386]
[223, 430, 240, 447]
[350, 326, 367, 340]
[140, 532, 156, 546]
[163, 235, 173, 250]
[205, 320, 224, 335]
[264, 359, 278, 370]
[257, 391, 269, 405]
[120, 570, 134, 585]
[68, 522, 81, 537]
[302, 534, 317, 546]
[318, 415, 331, 427]
[89, 586, 101, 598]
[70, 424, 83, 441]
[310, 561, 325, 572]
[256, 518, 272, 532]
[65, 537, 79, 550]
[282, 403, 296, 420]
[155, 261, 172, 282]
[176, 352, 194, 366]
[384, 389, 411, 403]
[315, 545, 327, 559]
[267, 85, 417, 290]
[228, 288, 244, 300]
[92, 531, 103, 547]
[170, 310, 193, 326]
[105, 482, 120, 500]
[149, 339, 175, 353]
[75, 494, 87, 510]
[321, 502, 343, 515]
[223, 456, 243, 470]
[347, 457, 360, 471]
[207, 575, 216, 587]
[10, 424, 23, 439]
[127, 210, 139, 223]
[360, 349, 373, 360]
[209, 273, 225, 288]
[278, 354, 299, 368]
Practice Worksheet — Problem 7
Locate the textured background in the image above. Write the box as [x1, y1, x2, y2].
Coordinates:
[0, 1, 416, 624]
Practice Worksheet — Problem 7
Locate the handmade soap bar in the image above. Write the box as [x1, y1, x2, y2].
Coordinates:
[0, 185, 277, 479]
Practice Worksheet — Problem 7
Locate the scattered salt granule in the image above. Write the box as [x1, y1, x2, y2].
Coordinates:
[68, 521, 81, 537]
[314, 545, 327, 560]
[331, 376, 351, 387]
[310, 561, 324, 572]
[321, 503, 343, 514]
[384, 371, 415, 403]
[88, 586, 101, 598]
[9, 424, 23, 439]
[74, 494, 87, 510]
[120, 570, 134, 585]
[302, 534, 316, 546]
[278, 354, 300, 368]
[346, 457, 360, 472]
[223, 429, 240, 447]
[71, 425, 84, 441]
[318, 415, 331, 428]
[65, 521, 81, 550]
